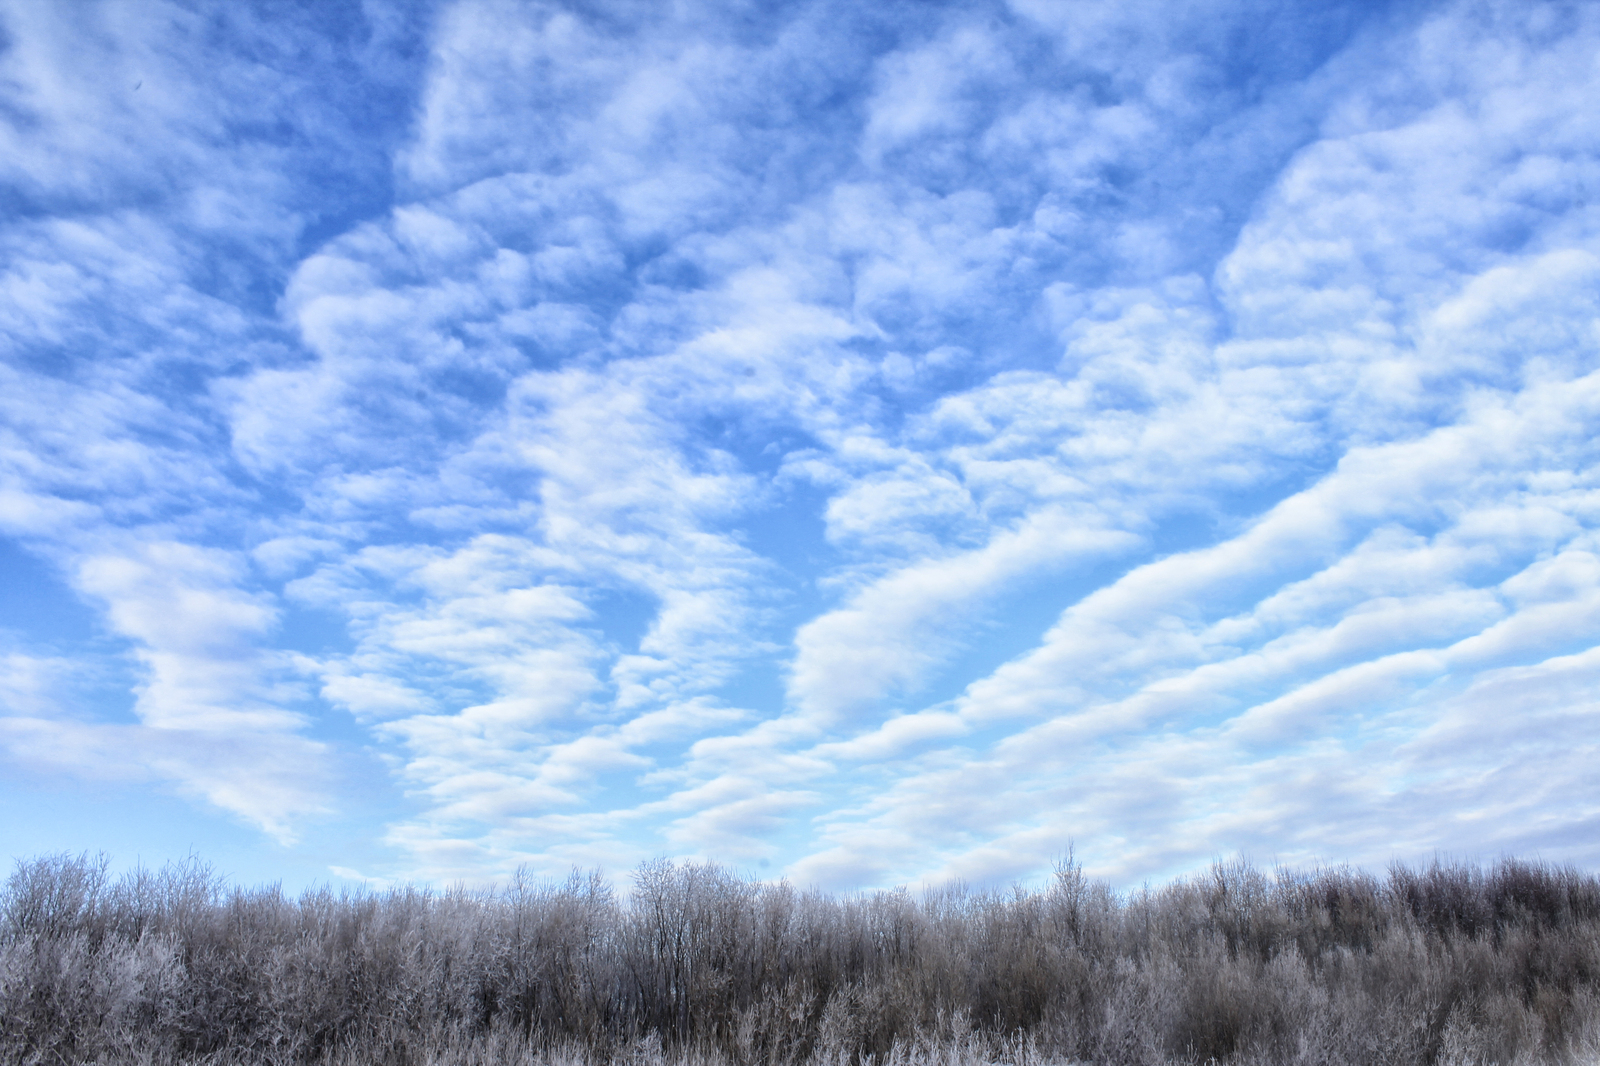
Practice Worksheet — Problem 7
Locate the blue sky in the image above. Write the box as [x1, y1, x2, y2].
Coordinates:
[4, 0, 1600, 893]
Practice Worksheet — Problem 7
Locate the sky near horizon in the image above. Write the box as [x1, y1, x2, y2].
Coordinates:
[3, 0, 1600, 894]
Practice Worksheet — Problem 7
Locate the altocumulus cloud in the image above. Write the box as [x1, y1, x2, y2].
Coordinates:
[3, 0, 1600, 890]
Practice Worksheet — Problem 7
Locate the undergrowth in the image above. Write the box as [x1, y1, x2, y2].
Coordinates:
[3, 852, 1598, 1065]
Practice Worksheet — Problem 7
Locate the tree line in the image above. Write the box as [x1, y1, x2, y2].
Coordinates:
[3, 851, 1599, 1064]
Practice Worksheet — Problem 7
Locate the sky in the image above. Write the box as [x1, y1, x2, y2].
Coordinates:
[3, 0, 1600, 894]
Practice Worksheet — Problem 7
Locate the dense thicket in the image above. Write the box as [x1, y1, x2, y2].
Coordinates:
[3, 853, 1599, 1065]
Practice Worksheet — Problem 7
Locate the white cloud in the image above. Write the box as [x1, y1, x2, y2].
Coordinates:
[790, 512, 1138, 724]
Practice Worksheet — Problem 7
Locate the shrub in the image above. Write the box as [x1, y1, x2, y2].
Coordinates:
[3, 852, 1598, 1065]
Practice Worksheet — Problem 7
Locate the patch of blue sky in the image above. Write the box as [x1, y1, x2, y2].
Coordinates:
[0, 540, 101, 645]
